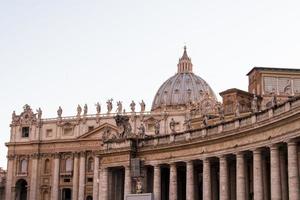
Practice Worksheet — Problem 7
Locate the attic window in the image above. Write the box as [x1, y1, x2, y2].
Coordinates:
[22, 127, 29, 138]
[88, 126, 94, 131]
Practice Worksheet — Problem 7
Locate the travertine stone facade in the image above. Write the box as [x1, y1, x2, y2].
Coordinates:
[5, 48, 300, 200]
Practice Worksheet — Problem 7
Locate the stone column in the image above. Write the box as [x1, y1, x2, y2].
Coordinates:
[78, 152, 86, 200]
[124, 165, 132, 197]
[270, 145, 282, 200]
[5, 156, 14, 200]
[169, 163, 177, 200]
[219, 156, 229, 200]
[29, 154, 39, 200]
[236, 152, 246, 200]
[72, 153, 79, 200]
[280, 148, 288, 200]
[93, 156, 100, 200]
[203, 158, 211, 200]
[186, 161, 194, 200]
[287, 141, 300, 200]
[253, 149, 263, 200]
[153, 164, 161, 200]
[99, 167, 108, 200]
[51, 153, 60, 200]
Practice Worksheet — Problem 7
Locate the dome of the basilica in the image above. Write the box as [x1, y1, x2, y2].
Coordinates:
[151, 47, 217, 111]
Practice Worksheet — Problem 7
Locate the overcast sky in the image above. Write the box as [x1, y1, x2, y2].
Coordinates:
[1, 0, 300, 169]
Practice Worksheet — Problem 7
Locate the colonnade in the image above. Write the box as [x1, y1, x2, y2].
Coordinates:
[6, 141, 300, 200]
[96, 141, 299, 200]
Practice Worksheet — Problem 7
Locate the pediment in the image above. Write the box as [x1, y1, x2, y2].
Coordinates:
[78, 123, 119, 139]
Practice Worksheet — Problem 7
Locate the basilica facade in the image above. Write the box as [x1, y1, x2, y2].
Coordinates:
[5, 48, 300, 200]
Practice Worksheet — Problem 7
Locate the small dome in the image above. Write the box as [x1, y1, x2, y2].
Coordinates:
[151, 47, 217, 111]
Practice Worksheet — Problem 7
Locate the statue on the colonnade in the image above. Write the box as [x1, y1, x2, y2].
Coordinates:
[251, 94, 258, 113]
[116, 101, 123, 114]
[57, 106, 63, 118]
[130, 100, 136, 112]
[106, 99, 113, 113]
[77, 104, 82, 116]
[95, 102, 101, 114]
[36, 108, 42, 119]
[139, 100, 146, 112]
[83, 104, 88, 115]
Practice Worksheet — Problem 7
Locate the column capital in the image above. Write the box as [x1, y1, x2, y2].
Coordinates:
[186, 160, 194, 165]
[80, 151, 86, 157]
[235, 151, 244, 157]
[53, 152, 61, 159]
[202, 157, 210, 163]
[269, 143, 280, 150]
[285, 139, 298, 146]
[252, 148, 262, 155]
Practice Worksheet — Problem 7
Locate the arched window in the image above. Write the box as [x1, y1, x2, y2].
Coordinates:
[20, 159, 27, 173]
[44, 159, 51, 174]
[65, 158, 73, 172]
[87, 157, 94, 172]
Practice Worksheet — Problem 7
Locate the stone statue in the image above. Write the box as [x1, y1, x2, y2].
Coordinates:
[114, 115, 132, 138]
[137, 123, 145, 137]
[140, 100, 146, 112]
[154, 120, 160, 135]
[106, 99, 113, 113]
[203, 114, 208, 126]
[235, 102, 240, 117]
[116, 101, 123, 114]
[251, 94, 258, 113]
[136, 177, 143, 194]
[130, 100, 136, 112]
[12, 111, 17, 122]
[36, 108, 42, 119]
[217, 103, 225, 120]
[271, 92, 278, 107]
[184, 119, 191, 130]
[95, 102, 101, 114]
[169, 118, 178, 133]
[284, 79, 292, 94]
[57, 106, 63, 118]
[83, 104, 88, 115]
[77, 105, 82, 116]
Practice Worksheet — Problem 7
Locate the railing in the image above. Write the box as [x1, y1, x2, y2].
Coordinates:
[140, 96, 300, 148]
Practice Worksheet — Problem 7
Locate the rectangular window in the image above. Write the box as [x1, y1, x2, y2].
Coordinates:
[22, 127, 29, 137]
[88, 126, 94, 131]
[87, 178, 93, 182]
[46, 129, 53, 137]
[63, 128, 73, 136]
[64, 178, 70, 183]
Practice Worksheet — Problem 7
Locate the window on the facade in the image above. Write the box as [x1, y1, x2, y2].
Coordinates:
[21, 127, 29, 137]
[87, 157, 94, 172]
[65, 158, 73, 172]
[46, 129, 53, 137]
[44, 159, 51, 174]
[88, 126, 94, 131]
[87, 177, 93, 182]
[20, 159, 28, 173]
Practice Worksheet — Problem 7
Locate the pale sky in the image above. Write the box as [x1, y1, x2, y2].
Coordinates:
[1, 0, 300, 169]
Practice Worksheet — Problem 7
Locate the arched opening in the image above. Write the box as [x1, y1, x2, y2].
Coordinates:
[42, 191, 49, 200]
[86, 195, 93, 200]
[15, 179, 27, 200]
[62, 188, 72, 200]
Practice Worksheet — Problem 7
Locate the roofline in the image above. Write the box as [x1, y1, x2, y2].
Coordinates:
[246, 67, 300, 76]
[219, 88, 252, 96]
